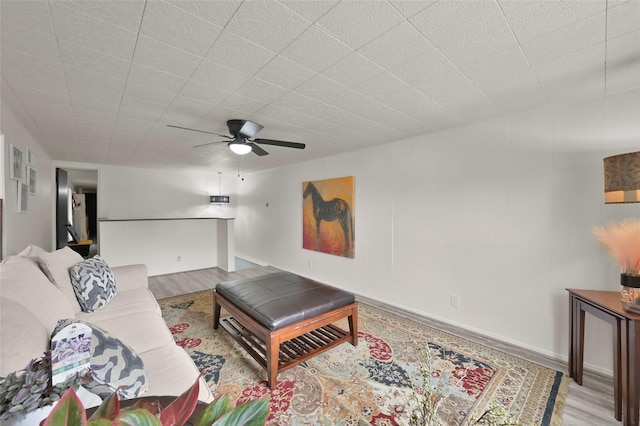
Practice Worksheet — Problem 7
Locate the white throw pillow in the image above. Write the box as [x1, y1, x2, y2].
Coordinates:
[38, 247, 84, 313]
[17, 244, 47, 258]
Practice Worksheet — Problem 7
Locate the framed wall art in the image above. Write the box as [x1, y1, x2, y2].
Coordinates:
[303, 176, 355, 258]
[27, 148, 34, 164]
[17, 181, 28, 212]
[9, 144, 23, 181]
[27, 166, 36, 194]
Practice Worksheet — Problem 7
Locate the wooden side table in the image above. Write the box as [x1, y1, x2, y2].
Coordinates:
[567, 289, 640, 426]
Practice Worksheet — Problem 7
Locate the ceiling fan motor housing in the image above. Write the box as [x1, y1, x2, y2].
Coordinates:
[227, 119, 263, 138]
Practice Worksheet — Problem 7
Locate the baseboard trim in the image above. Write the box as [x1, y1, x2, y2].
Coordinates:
[355, 293, 613, 389]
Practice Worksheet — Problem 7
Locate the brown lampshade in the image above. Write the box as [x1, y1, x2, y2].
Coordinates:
[604, 151, 640, 203]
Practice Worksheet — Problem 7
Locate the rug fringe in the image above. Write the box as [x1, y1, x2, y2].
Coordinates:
[550, 374, 570, 426]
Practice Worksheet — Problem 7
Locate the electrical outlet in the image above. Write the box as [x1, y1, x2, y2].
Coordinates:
[177, 256, 181, 262]
[308, 260, 313, 269]
[450, 294, 460, 308]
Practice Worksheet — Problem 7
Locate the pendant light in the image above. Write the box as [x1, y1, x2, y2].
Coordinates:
[600, 1, 640, 204]
[604, 151, 640, 203]
[210, 172, 230, 204]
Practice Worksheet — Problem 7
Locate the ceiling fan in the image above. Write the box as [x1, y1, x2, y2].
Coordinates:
[167, 119, 306, 156]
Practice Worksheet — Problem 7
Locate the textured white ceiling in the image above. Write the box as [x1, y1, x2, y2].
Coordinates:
[1, 0, 639, 174]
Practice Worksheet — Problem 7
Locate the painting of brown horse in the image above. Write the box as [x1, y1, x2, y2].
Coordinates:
[303, 177, 354, 258]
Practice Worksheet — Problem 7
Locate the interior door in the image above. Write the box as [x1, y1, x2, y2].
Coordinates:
[56, 168, 69, 249]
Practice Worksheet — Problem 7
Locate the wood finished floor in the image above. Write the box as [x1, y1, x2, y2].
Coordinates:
[149, 266, 620, 425]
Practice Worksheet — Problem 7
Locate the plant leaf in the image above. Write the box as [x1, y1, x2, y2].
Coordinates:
[87, 419, 113, 426]
[89, 390, 120, 421]
[123, 399, 160, 417]
[212, 398, 269, 426]
[194, 395, 232, 426]
[42, 388, 86, 426]
[113, 408, 163, 426]
[159, 377, 200, 426]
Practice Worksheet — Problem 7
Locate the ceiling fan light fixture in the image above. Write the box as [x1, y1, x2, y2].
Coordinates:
[175, 118, 305, 156]
[229, 141, 252, 155]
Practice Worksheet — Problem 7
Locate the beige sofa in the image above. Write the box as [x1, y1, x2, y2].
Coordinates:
[0, 246, 213, 405]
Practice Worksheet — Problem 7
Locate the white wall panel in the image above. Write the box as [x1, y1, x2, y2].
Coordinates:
[84, 164, 240, 274]
[1, 97, 54, 256]
[98, 165, 237, 220]
[99, 219, 219, 276]
[235, 88, 640, 376]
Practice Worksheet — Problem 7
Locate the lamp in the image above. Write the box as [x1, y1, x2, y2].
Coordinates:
[603, 151, 640, 203]
[228, 139, 252, 155]
[210, 195, 230, 204]
[210, 172, 230, 204]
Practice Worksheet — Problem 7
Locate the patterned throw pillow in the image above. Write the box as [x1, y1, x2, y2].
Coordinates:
[69, 256, 117, 312]
[53, 320, 148, 399]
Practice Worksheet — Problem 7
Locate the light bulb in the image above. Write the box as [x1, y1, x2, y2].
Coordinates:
[229, 142, 252, 155]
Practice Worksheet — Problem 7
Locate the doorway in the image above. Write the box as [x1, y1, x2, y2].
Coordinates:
[55, 168, 98, 252]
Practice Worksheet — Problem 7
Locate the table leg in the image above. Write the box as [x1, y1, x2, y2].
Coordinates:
[627, 319, 639, 426]
[348, 309, 358, 346]
[614, 317, 622, 421]
[622, 319, 630, 425]
[266, 337, 279, 390]
[576, 301, 586, 385]
[570, 295, 579, 379]
[213, 294, 221, 329]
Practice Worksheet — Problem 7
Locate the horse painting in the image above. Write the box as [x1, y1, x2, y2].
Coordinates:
[303, 178, 354, 258]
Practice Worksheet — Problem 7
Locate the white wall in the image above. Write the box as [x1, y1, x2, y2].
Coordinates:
[235, 88, 640, 376]
[94, 164, 239, 274]
[98, 164, 237, 220]
[99, 218, 221, 276]
[1, 98, 54, 256]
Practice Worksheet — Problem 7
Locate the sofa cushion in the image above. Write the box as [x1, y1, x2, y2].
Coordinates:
[139, 345, 213, 403]
[111, 264, 149, 292]
[0, 255, 75, 333]
[82, 310, 175, 354]
[69, 256, 117, 312]
[39, 247, 84, 313]
[75, 288, 161, 321]
[0, 297, 50, 377]
[54, 320, 148, 400]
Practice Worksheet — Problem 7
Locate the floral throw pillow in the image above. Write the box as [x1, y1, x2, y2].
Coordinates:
[53, 320, 148, 399]
[69, 256, 117, 312]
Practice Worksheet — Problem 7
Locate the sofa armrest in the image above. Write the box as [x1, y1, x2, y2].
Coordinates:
[112, 264, 148, 292]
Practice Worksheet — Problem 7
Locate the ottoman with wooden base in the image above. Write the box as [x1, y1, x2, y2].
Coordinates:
[213, 271, 358, 389]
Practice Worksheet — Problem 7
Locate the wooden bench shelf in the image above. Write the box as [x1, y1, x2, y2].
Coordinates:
[219, 317, 352, 372]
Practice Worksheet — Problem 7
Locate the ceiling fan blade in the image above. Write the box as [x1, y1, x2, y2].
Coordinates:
[167, 124, 231, 139]
[253, 138, 306, 149]
[227, 119, 264, 138]
[193, 140, 227, 148]
[239, 120, 264, 138]
[248, 143, 269, 156]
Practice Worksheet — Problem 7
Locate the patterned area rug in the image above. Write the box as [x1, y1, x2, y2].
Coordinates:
[159, 291, 567, 425]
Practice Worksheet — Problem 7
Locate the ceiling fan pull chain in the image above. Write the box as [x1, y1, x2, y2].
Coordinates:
[237, 157, 244, 181]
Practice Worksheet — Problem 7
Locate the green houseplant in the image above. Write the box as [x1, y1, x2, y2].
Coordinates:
[0, 351, 88, 424]
[42, 374, 269, 426]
